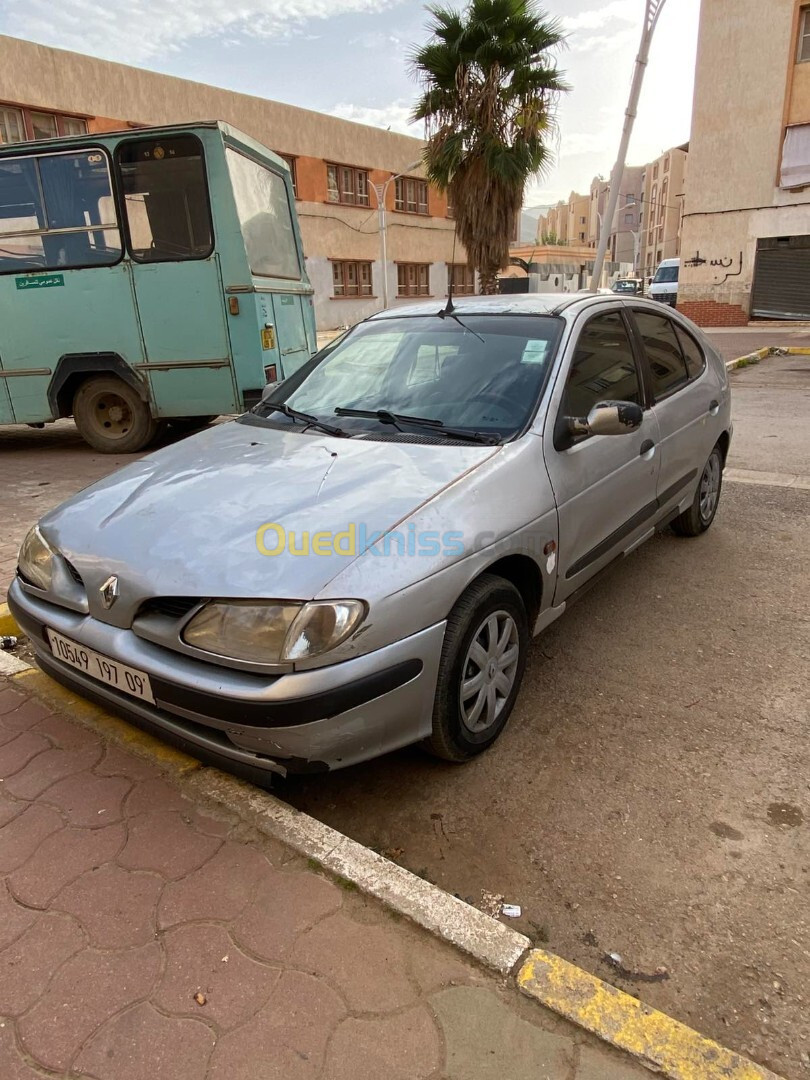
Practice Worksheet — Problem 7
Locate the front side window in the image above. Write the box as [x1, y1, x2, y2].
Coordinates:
[562, 312, 641, 423]
[0, 150, 120, 273]
[263, 314, 562, 441]
[634, 311, 689, 399]
[118, 135, 212, 263]
[227, 149, 300, 279]
[397, 262, 430, 297]
[0, 106, 25, 145]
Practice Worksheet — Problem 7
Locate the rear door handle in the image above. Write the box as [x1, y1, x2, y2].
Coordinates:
[640, 439, 655, 456]
[709, 399, 720, 416]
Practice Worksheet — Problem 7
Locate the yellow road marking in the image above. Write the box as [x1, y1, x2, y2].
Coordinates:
[0, 602, 21, 638]
[517, 950, 783, 1079]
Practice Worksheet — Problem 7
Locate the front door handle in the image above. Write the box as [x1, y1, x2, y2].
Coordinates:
[708, 399, 720, 416]
[640, 439, 655, 456]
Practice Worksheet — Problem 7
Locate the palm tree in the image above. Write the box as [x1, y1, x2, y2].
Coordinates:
[412, 0, 568, 293]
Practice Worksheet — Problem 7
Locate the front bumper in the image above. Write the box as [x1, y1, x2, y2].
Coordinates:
[8, 578, 444, 775]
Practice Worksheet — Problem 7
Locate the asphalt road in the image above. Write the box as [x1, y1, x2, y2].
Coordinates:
[0, 338, 808, 1078]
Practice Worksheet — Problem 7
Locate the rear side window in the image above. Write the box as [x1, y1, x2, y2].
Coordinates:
[562, 311, 641, 420]
[634, 311, 689, 399]
[674, 325, 706, 380]
[117, 135, 213, 262]
[226, 149, 301, 280]
[0, 150, 120, 273]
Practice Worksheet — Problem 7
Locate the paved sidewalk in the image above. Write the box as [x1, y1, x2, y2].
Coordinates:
[0, 674, 648, 1080]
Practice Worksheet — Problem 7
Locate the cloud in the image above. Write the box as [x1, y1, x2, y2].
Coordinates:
[0, 0, 405, 63]
[329, 99, 418, 137]
[561, 0, 639, 34]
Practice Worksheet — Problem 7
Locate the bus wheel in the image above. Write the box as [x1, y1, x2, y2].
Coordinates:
[73, 376, 158, 453]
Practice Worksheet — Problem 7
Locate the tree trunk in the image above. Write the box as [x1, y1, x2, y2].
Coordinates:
[478, 263, 500, 295]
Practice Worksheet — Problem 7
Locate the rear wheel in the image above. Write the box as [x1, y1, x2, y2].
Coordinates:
[73, 375, 157, 453]
[672, 444, 723, 537]
[425, 574, 529, 763]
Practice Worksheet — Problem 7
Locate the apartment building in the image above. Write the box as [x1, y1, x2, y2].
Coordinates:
[638, 145, 688, 281]
[0, 35, 467, 330]
[678, 0, 810, 324]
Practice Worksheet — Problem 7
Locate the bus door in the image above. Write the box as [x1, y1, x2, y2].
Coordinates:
[116, 135, 238, 417]
[0, 148, 142, 423]
[225, 148, 314, 380]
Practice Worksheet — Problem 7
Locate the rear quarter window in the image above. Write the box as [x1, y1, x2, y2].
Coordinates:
[674, 325, 706, 380]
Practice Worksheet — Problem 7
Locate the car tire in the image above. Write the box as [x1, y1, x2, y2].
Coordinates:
[672, 444, 724, 537]
[425, 574, 529, 763]
[73, 376, 158, 453]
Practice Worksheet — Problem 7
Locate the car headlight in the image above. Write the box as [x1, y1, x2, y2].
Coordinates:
[18, 525, 55, 591]
[182, 599, 366, 664]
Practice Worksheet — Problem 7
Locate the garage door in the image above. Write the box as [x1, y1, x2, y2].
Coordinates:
[751, 235, 810, 319]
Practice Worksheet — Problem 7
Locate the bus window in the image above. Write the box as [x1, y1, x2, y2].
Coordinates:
[0, 151, 120, 273]
[226, 149, 300, 279]
[117, 135, 213, 262]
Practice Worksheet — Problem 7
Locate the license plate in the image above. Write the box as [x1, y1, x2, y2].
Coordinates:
[46, 628, 154, 704]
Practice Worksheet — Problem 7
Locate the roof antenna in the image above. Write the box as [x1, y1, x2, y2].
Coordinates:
[439, 216, 458, 316]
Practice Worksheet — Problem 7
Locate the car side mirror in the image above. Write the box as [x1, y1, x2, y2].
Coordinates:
[569, 400, 644, 438]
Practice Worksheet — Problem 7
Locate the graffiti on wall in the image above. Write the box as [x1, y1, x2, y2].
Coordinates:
[683, 250, 743, 284]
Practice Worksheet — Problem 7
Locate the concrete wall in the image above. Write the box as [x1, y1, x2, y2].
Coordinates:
[0, 35, 461, 330]
[678, 0, 810, 325]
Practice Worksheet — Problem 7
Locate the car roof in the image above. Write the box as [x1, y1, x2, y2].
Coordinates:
[367, 293, 620, 321]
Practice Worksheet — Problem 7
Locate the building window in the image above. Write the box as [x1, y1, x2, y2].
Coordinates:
[332, 260, 373, 297]
[326, 163, 369, 206]
[653, 164, 659, 180]
[277, 153, 298, 198]
[800, 7, 810, 61]
[29, 112, 58, 140]
[394, 176, 428, 215]
[397, 262, 430, 297]
[446, 187, 454, 218]
[579, 231, 585, 241]
[0, 105, 24, 144]
[625, 193, 636, 205]
[624, 212, 635, 225]
[448, 263, 475, 294]
[579, 215, 586, 224]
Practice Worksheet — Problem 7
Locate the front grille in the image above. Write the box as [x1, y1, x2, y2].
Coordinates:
[63, 559, 84, 586]
[137, 596, 202, 620]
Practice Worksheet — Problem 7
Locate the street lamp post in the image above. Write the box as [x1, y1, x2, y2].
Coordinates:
[590, 0, 667, 290]
[368, 159, 422, 308]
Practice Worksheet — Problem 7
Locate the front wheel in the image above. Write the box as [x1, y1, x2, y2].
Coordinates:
[73, 375, 157, 454]
[672, 444, 724, 537]
[424, 574, 529, 763]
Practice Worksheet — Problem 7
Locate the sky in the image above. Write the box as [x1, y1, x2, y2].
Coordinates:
[0, 0, 700, 212]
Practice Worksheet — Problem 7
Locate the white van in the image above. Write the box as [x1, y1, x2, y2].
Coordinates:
[648, 257, 679, 306]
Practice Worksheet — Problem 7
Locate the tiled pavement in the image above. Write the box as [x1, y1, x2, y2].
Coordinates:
[0, 674, 648, 1080]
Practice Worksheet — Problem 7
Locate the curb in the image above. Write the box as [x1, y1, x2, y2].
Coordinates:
[726, 345, 810, 370]
[3, 651, 785, 1079]
[0, 601, 19, 639]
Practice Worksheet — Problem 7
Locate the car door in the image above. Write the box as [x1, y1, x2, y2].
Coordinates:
[628, 308, 721, 516]
[543, 308, 660, 604]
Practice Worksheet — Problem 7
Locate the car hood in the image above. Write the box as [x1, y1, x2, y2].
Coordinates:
[40, 419, 498, 620]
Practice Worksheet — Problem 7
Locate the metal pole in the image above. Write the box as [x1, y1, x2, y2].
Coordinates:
[379, 187, 389, 308]
[590, 0, 667, 290]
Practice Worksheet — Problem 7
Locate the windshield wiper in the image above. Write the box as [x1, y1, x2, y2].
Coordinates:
[334, 408, 500, 445]
[259, 402, 348, 438]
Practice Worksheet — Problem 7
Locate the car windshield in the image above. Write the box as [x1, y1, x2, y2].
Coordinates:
[653, 265, 679, 283]
[612, 281, 638, 292]
[255, 314, 562, 441]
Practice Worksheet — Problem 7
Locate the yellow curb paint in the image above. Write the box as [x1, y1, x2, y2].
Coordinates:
[12, 668, 200, 775]
[0, 603, 21, 638]
[785, 347, 810, 355]
[517, 950, 783, 1080]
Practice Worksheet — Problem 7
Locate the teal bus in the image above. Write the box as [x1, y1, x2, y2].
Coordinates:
[0, 121, 316, 451]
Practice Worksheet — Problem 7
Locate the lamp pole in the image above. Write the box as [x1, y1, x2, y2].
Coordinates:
[590, 0, 667, 290]
[368, 159, 422, 308]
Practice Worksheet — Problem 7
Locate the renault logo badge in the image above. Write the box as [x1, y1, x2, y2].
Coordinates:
[99, 575, 119, 610]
